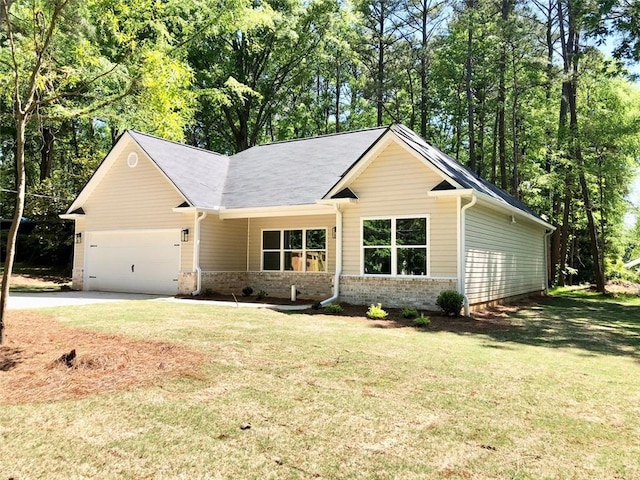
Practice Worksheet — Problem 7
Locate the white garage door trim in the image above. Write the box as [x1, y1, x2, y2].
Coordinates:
[84, 229, 181, 295]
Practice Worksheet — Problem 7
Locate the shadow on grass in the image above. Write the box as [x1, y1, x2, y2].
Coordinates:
[471, 293, 640, 360]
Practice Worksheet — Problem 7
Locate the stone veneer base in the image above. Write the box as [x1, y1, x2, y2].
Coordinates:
[192, 271, 457, 309]
[339, 275, 457, 310]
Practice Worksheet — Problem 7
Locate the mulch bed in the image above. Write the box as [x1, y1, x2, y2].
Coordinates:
[0, 311, 205, 405]
[187, 293, 516, 333]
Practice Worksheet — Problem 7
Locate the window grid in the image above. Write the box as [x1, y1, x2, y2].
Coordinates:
[262, 228, 327, 272]
[362, 216, 429, 277]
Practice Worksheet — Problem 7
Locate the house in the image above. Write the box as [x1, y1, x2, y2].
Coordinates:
[61, 124, 555, 314]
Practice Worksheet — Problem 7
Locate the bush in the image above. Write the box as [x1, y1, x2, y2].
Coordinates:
[401, 307, 419, 319]
[366, 303, 388, 320]
[324, 303, 343, 314]
[202, 287, 214, 297]
[413, 315, 431, 327]
[257, 290, 268, 300]
[436, 290, 465, 317]
[242, 286, 254, 297]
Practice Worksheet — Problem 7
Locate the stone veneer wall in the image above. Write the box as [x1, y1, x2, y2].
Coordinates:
[178, 272, 198, 295]
[339, 276, 457, 310]
[72, 268, 84, 290]
[196, 271, 334, 300]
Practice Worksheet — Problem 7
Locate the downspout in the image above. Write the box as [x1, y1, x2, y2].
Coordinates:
[191, 211, 208, 296]
[544, 229, 553, 294]
[321, 204, 343, 306]
[460, 193, 477, 316]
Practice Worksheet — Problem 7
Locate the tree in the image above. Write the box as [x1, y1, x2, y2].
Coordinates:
[0, 0, 195, 343]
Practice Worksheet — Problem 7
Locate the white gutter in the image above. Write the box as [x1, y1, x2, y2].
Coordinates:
[321, 205, 343, 307]
[459, 193, 477, 316]
[191, 211, 208, 296]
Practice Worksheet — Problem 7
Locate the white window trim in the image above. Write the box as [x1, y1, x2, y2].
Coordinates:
[261, 227, 328, 273]
[360, 215, 430, 277]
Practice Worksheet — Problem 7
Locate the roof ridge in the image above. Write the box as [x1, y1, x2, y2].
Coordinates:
[127, 130, 229, 158]
[239, 126, 388, 149]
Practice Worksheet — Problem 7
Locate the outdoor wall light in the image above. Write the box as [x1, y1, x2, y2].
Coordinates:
[75, 232, 82, 244]
[181, 228, 190, 242]
[332, 226, 337, 239]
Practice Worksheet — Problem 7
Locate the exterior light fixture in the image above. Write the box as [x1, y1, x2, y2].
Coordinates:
[332, 226, 337, 239]
[181, 228, 189, 242]
[75, 232, 82, 244]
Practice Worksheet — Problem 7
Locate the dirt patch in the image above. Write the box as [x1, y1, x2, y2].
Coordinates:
[0, 312, 204, 405]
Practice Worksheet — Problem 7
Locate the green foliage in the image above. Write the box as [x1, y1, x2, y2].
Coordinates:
[401, 307, 419, 319]
[436, 290, 464, 317]
[242, 286, 253, 297]
[413, 315, 431, 327]
[366, 303, 388, 320]
[256, 290, 268, 300]
[202, 288, 214, 297]
[324, 303, 343, 314]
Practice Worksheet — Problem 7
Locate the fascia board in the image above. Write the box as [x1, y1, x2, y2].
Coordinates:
[219, 204, 334, 219]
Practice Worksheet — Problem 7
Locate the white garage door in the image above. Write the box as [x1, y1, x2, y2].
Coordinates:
[85, 230, 180, 295]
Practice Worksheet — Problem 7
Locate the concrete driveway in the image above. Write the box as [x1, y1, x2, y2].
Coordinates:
[7, 291, 167, 310]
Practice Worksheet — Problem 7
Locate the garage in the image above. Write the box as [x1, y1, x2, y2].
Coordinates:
[85, 230, 181, 295]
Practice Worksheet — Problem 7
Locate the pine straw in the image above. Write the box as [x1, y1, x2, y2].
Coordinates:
[0, 311, 205, 405]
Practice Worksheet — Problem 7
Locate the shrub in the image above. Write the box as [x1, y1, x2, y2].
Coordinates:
[256, 290, 268, 300]
[324, 303, 344, 314]
[401, 307, 419, 319]
[366, 303, 388, 320]
[242, 286, 254, 297]
[413, 315, 431, 327]
[436, 290, 465, 317]
[202, 288, 214, 297]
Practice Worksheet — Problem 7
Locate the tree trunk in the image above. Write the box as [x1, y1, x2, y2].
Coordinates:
[0, 115, 27, 344]
[40, 125, 56, 181]
[465, 1, 476, 172]
[377, 0, 385, 126]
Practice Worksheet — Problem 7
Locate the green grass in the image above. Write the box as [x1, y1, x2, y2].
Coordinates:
[2, 289, 640, 479]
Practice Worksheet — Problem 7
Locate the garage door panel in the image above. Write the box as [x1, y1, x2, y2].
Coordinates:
[85, 230, 180, 295]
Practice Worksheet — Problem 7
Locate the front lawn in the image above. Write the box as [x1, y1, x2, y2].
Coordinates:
[1, 289, 639, 479]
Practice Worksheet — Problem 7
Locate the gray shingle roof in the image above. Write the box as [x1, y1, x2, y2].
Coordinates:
[128, 130, 230, 209]
[222, 128, 387, 208]
[119, 125, 544, 225]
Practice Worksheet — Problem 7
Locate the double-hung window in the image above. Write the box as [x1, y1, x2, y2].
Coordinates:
[262, 228, 327, 272]
[362, 216, 428, 276]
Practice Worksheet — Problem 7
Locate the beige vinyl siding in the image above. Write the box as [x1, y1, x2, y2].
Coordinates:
[465, 204, 545, 304]
[247, 215, 336, 272]
[73, 217, 87, 270]
[200, 216, 248, 271]
[80, 139, 194, 272]
[341, 142, 458, 277]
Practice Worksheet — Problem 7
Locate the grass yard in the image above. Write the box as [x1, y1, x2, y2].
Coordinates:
[1, 289, 639, 479]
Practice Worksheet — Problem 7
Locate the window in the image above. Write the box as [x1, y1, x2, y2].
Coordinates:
[362, 217, 428, 276]
[262, 228, 327, 272]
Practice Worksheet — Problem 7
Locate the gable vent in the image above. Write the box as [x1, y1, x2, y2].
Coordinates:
[127, 152, 139, 168]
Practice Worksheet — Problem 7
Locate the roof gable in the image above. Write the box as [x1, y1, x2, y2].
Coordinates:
[128, 131, 230, 209]
[65, 131, 230, 214]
